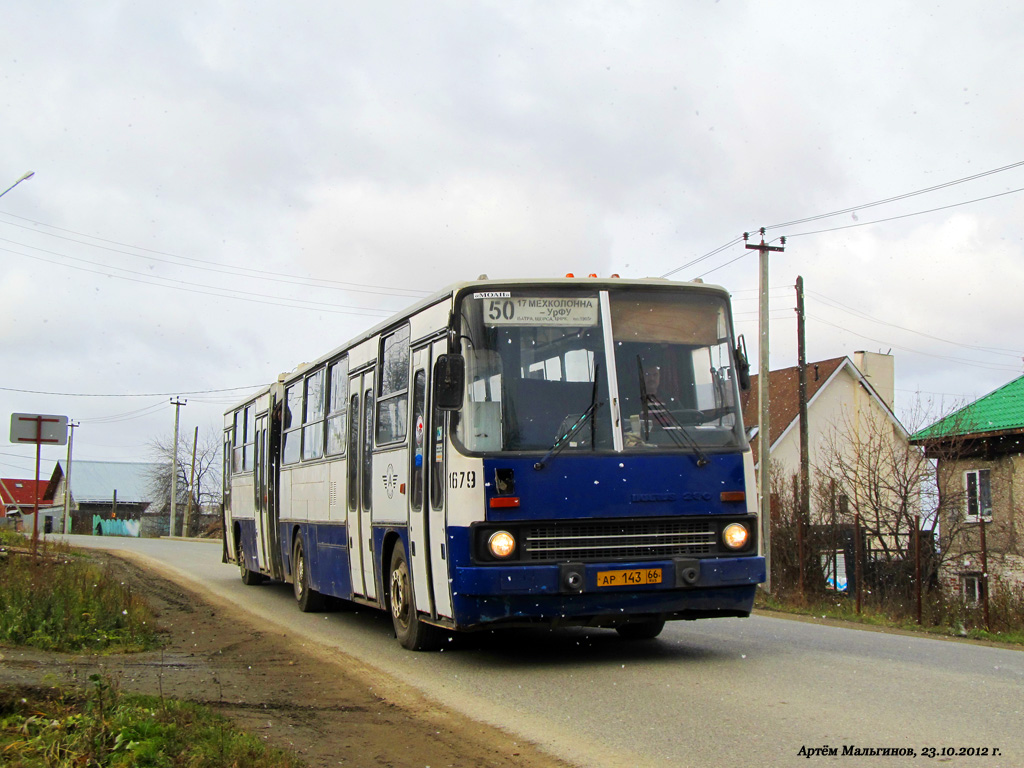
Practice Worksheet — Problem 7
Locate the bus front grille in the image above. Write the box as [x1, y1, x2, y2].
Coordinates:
[521, 519, 717, 562]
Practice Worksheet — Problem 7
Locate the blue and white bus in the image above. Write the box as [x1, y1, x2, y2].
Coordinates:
[223, 277, 765, 650]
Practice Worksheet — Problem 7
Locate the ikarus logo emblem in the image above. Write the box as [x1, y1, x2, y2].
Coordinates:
[382, 464, 399, 499]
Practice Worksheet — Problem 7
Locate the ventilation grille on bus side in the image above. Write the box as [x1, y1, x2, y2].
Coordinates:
[521, 519, 717, 562]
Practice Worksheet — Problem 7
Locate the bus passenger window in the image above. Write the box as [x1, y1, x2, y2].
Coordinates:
[430, 405, 444, 510]
[377, 326, 411, 444]
[410, 370, 426, 510]
[362, 390, 374, 511]
[326, 359, 349, 456]
[282, 385, 301, 465]
[302, 369, 325, 460]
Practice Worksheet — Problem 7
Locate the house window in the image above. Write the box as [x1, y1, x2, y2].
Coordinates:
[964, 469, 992, 521]
[962, 573, 984, 604]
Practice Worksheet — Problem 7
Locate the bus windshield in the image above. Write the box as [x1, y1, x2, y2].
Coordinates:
[454, 286, 745, 454]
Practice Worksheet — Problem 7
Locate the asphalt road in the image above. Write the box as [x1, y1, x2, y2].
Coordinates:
[60, 535, 1024, 767]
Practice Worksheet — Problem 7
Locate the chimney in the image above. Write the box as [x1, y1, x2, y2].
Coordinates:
[853, 351, 895, 410]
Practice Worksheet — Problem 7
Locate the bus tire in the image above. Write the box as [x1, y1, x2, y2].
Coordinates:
[292, 536, 325, 612]
[615, 619, 665, 640]
[238, 541, 265, 586]
[389, 544, 443, 651]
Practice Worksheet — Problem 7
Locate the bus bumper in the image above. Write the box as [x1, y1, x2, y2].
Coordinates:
[448, 555, 765, 628]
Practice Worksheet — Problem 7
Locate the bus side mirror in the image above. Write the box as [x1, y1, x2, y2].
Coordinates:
[433, 354, 465, 410]
[734, 335, 751, 391]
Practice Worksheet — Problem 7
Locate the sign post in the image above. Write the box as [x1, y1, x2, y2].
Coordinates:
[10, 413, 69, 555]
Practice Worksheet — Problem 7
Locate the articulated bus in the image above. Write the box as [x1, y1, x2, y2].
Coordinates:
[223, 277, 765, 650]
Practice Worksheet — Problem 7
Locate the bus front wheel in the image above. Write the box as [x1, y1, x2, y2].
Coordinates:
[388, 545, 443, 651]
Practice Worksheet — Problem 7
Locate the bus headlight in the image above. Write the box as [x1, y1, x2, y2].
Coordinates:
[722, 522, 749, 550]
[488, 530, 517, 559]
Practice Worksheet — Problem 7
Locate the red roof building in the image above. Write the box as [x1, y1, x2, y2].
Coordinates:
[0, 478, 54, 516]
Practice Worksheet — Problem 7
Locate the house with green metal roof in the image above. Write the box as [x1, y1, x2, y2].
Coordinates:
[910, 374, 1024, 600]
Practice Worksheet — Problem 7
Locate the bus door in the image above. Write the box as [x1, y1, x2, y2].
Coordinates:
[254, 412, 270, 568]
[255, 408, 284, 580]
[409, 345, 434, 618]
[427, 338, 453, 619]
[348, 369, 378, 601]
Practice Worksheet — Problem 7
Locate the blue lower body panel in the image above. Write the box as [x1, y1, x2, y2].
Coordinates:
[235, 518, 259, 572]
[280, 521, 353, 599]
[450, 555, 764, 628]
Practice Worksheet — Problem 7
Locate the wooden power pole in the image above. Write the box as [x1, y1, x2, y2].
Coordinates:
[746, 230, 785, 591]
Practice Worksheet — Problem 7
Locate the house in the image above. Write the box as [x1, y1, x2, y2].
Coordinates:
[0, 476, 57, 532]
[0, 478, 53, 516]
[741, 352, 919, 588]
[741, 351, 908, 517]
[44, 460, 167, 537]
[910, 374, 1024, 598]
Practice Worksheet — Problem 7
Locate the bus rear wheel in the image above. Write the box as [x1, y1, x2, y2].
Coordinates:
[292, 536, 325, 612]
[615, 619, 665, 640]
[389, 545, 443, 651]
[238, 541, 265, 586]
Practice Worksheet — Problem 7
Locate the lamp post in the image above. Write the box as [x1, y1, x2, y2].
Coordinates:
[0, 171, 35, 200]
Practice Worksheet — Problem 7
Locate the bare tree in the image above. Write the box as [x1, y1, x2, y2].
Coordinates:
[813, 399, 973, 587]
[149, 428, 223, 536]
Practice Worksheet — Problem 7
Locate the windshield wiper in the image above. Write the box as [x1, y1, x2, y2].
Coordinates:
[534, 365, 602, 471]
[637, 356, 709, 468]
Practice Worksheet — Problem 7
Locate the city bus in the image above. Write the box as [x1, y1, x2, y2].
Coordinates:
[223, 276, 765, 650]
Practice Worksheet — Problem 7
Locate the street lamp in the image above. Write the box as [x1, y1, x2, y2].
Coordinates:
[0, 171, 35, 200]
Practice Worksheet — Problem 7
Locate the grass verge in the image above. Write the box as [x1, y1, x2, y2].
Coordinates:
[0, 675, 304, 768]
[0, 530, 157, 652]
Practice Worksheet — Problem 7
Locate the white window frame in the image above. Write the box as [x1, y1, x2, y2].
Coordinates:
[964, 468, 992, 522]
[962, 573, 983, 604]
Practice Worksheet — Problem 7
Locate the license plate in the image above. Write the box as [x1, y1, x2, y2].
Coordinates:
[596, 568, 662, 587]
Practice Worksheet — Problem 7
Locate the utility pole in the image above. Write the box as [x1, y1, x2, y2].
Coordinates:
[170, 397, 186, 537]
[979, 516, 991, 631]
[63, 421, 79, 534]
[796, 277, 809, 598]
[746, 230, 785, 592]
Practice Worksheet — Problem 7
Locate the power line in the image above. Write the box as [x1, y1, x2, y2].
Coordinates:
[660, 237, 744, 279]
[81, 402, 169, 424]
[661, 159, 1024, 279]
[691, 182, 1024, 280]
[808, 289, 1024, 358]
[0, 211, 430, 299]
[1, 243, 398, 317]
[762, 159, 1024, 231]
[785, 184, 1024, 240]
[808, 314, 1023, 373]
[0, 384, 265, 398]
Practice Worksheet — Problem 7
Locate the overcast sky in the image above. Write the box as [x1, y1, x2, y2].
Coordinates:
[3, 1, 1023, 477]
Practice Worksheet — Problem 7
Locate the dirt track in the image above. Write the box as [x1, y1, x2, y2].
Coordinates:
[0, 551, 572, 768]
